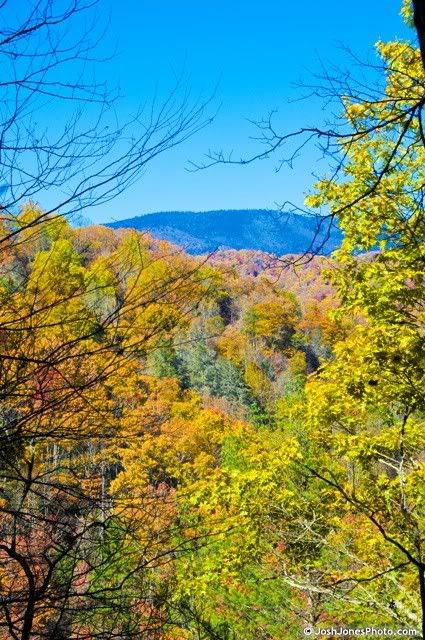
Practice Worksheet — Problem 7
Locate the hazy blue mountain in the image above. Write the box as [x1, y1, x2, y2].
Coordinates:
[105, 209, 341, 255]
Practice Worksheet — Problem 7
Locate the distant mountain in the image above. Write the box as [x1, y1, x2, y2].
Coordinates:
[105, 209, 342, 255]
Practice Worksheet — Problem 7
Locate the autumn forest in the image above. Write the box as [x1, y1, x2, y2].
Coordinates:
[1, 1, 425, 639]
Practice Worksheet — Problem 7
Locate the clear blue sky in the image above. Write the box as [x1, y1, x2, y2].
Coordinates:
[87, 0, 411, 224]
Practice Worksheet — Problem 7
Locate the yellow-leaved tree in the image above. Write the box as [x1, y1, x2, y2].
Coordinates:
[300, 6, 425, 635]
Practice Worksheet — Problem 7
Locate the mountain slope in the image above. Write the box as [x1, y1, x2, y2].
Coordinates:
[105, 209, 341, 255]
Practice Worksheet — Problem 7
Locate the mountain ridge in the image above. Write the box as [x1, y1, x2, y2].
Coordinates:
[105, 209, 341, 255]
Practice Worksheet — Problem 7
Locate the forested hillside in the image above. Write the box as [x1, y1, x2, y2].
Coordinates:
[0, 200, 423, 638]
[0, 210, 343, 638]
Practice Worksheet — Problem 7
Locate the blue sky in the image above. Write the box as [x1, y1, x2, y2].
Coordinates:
[87, 1, 410, 224]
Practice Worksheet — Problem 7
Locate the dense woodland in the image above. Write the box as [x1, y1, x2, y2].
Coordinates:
[1, 1, 425, 639]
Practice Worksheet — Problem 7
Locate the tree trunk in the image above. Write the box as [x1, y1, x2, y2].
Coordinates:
[413, 0, 425, 73]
